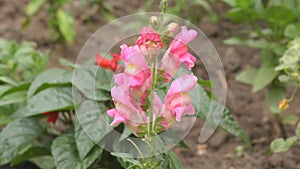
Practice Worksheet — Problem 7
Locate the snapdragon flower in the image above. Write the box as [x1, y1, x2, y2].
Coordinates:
[107, 22, 198, 137]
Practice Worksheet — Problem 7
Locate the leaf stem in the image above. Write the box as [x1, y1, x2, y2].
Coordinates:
[274, 114, 287, 139]
[251, 20, 270, 41]
[287, 84, 300, 102]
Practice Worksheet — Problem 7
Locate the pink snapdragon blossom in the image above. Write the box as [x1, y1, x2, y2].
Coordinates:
[116, 44, 151, 87]
[164, 74, 197, 122]
[136, 27, 163, 56]
[161, 26, 197, 81]
[152, 74, 198, 130]
[107, 86, 147, 133]
[114, 44, 152, 102]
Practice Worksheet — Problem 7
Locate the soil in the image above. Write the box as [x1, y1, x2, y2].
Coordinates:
[0, 0, 300, 169]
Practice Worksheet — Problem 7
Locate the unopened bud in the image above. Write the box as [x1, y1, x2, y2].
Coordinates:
[166, 22, 178, 33]
[279, 98, 289, 111]
[159, 0, 168, 13]
[150, 16, 160, 30]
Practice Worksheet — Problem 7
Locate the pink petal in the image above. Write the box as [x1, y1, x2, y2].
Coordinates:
[107, 108, 118, 116]
[160, 50, 181, 81]
[120, 44, 140, 60]
[114, 73, 128, 87]
[174, 107, 185, 122]
[111, 86, 135, 109]
[166, 74, 198, 98]
[173, 104, 194, 122]
[121, 44, 148, 68]
[110, 114, 126, 126]
[185, 104, 195, 115]
[179, 53, 196, 70]
[172, 26, 197, 45]
[136, 27, 162, 45]
[107, 109, 126, 126]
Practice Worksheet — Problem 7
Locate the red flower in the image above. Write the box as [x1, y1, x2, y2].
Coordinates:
[95, 53, 121, 71]
[43, 112, 59, 124]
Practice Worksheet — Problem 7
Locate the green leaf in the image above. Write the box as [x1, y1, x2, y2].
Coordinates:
[193, 0, 212, 12]
[265, 86, 286, 114]
[29, 156, 55, 169]
[192, 83, 252, 149]
[12, 146, 50, 165]
[75, 100, 112, 160]
[197, 78, 213, 89]
[259, 49, 277, 67]
[0, 83, 30, 98]
[0, 91, 27, 106]
[28, 69, 72, 97]
[264, 5, 295, 26]
[13, 87, 75, 118]
[270, 136, 298, 153]
[56, 9, 76, 43]
[51, 133, 103, 169]
[222, 0, 236, 7]
[0, 76, 17, 86]
[0, 106, 15, 126]
[224, 37, 269, 49]
[275, 37, 300, 84]
[0, 85, 11, 96]
[284, 24, 300, 38]
[73, 65, 112, 101]
[253, 0, 264, 14]
[111, 152, 141, 169]
[166, 150, 183, 169]
[235, 68, 258, 85]
[26, 0, 47, 16]
[296, 123, 300, 138]
[119, 127, 132, 142]
[226, 8, 258, 23]
[281, 114, 299, 125]
[159, 129, 189, 149]
[0, 118, 43, 165]
[252, 65, 279, 92]
[59, 58, 76, 69]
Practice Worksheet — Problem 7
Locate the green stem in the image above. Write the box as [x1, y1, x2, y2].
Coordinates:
[251, 20, 270, 41]
[159, 0, 167, 29]
[148, 62, 157, 138]
[127, 138, 144, 158]
[159, 0, 168, 14]
[61, 112, 69, 124]
[287, 84, 300, 102]
[275, 114, 287, 139]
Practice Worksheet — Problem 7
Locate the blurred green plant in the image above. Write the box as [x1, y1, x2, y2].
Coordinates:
[270, 37, 300, 154]
[276, 37, 300, 85]
[0, 38, 47, 83]
[222, 0, 300, 153]
[82, 0, 116, 22]
[24, 0, 76, 43]
[0, 38, 47, 129]
[145, 0, 219, 23]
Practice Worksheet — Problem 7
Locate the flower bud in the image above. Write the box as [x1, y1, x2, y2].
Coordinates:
[279, 98, 289, 111]
[166, 22, 178, 33]
[150, 16, 159, 30]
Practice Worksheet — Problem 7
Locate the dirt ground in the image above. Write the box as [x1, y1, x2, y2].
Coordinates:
[1, 0, 300, 169]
